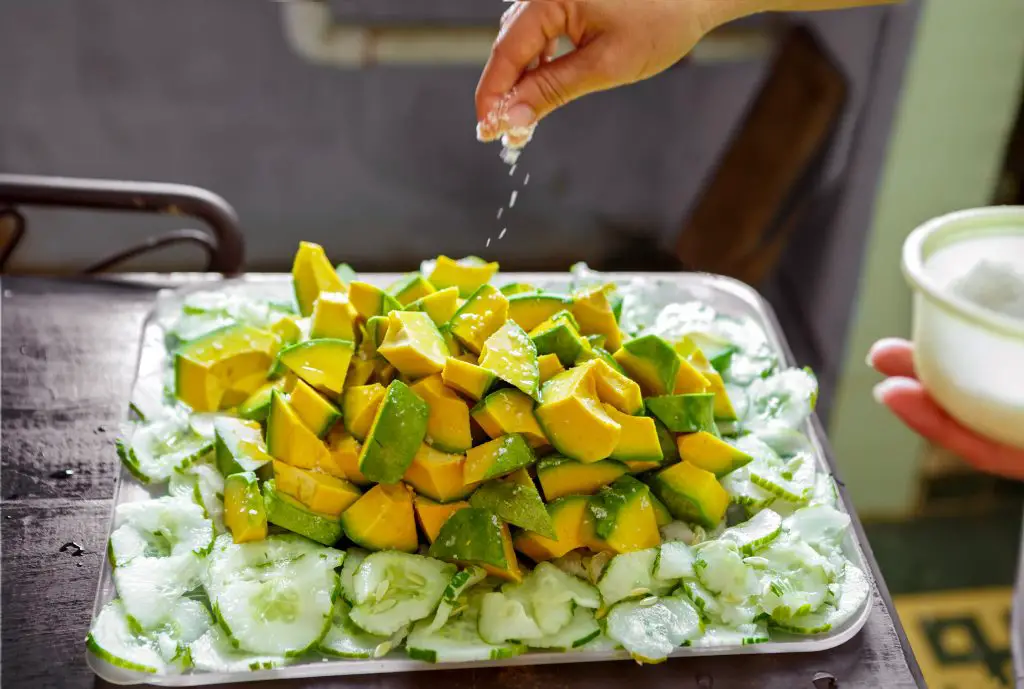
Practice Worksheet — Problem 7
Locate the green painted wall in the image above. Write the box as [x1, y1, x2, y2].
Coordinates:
[830, 0, 1024, 516]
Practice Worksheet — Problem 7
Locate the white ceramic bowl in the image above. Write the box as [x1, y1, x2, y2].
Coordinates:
[903, 206, 1024, 449]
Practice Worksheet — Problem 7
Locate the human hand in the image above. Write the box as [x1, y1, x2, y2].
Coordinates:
[868, 337, 1024, 480]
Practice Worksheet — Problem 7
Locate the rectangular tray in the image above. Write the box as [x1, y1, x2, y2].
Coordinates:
[88, 272, 875, 686]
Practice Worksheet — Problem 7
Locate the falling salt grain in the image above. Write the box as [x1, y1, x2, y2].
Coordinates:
[509, 190, 518, 208]
[509, 165, 517, 177]
[499, 228, 507, 240]
[497, 207, 504, 220]
[486, 238, 491, 247]
[524, 173, 530, 185]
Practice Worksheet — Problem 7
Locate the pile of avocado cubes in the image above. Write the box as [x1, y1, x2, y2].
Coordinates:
[167, 241, 752, 575]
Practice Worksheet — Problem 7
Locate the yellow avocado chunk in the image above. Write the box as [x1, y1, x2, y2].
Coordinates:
[403, 444, 476, 503]
[348, 281, 402, 320]
[537, 353, 565, 383]
[535, 455, 629, 501]
[478, 320, 541, 400]
[603, 404, 663, 464]
[590, 358, 644, 415]
[534, 363, 621, 463]
[414, 496, 470, 543]
[470, 388, 547, 448]
[265, 390, 331, 470]
[346, 353, 376, 388]
[292, 241, 347, 317]
[310, 291, 357, 341]
[223, 471, 268, 543]
[270, 315, 303, 346]
[612, 335, 681, 397]
[513, 495, 588, 562]
[174, 325, 280, 412]
[429, 507, 522, 582]
[441, 356, 496, 401]
[672, 356, 712, 396]
[507, 293, 573, 332]
[340, 483, 418, 552]
[378, 310, 450, 379]
[342, 383, 385, 441]
[586, 476, 661, 554]
[323, 426, 371, 484]
[272, 460, 362, 517]
[277, 338, 354, 399]
[571, 285, 623, 352]
[410, 374, 472, 453]
[677, 431, 752, 477]
[463, 433, 537, 485]
[649, 461, 729, 529]
[447, 284, 509, 354]
[406, 286, 460, 326]
[288, 378, 341, 439]
[427, 255, 499, 298]
[388, 273, 436, 306]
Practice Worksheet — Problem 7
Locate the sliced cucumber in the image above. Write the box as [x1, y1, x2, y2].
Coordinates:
[749, 452, 816, 504]
[118, 416, 213, 484]
[680, 579, 723, 623]
[693, 541, 759, 602]
[654, 541, 696, 581]
[605, 595, 702, 663]
[783, 505, 851, 551]
[809, 472, 840, 508]
[86, 600, 168, 674]
[320, 598, 407, 658]
[348, 552, 456, 636]
[478, 591, 544, 643]
[406, 595, 527, 663]
[754, 427, 814, 459]
[338, 548, 369, 604]
[502, 561, 600, 635]
[169, 463, 226, 533]
[527, 606, 601, 651]
[109, 497, 214, 566]
[129, 373, 175, 423]
[574, 632, 622, 653]
[694, 623, 769, 647]
[426, 565, 487, 633]
[189, 413, 219, 441]
[743, 368, 817, 432]
[150, 597, 213, 664]
[720, 509, 782, 555]
[755, 538, 833, 623]
[113, 553, 203, 630]
[659, 520, 698, 545]
[189, 627, 289, 672]
[771, 563, 869, 635]
[597, 548, 659, 608]
[205, 533, 342, 588]
[720, 465, 777, 510]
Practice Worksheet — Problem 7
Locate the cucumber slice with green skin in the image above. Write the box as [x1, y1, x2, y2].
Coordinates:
[720, 464, 777, 510]
[320, 598, 407, 658]
[693, 541, 759, 602]
[205, 533, 341, 588]
[118, 416, 213, 484]
[809, 472, 840, 508]
[574, 632, 622, 653]
[339, 548, 369, 604]
[659, 520, 699, 545]
[754, 538, 833, 623]
[527, 606, 601, 651]
[477, 591, 544, 643]
[694, 623, 770, 647]
[426, 565, 487, 633]
[87, 601, 168, 674]
[189, 627, 289, 672]
[348, 552, 456, 636]
[150, 597, 214, 664]
[771, 563, 869, 635]
[109, 497, 214, 566]
[755, 427, 814, 459]
[744, 368, 818, 432]
[169, 463, 226, 533]
[605, 594, 703, 663]
[597, 548, 659, 608]
[189, 413, 219, 441]
[214, 416, 272, 477]
[782, 505, 851, 551]
[680, 579, 723, 623]
[654, 541, 696, 581]
[406, 595, 527, 663]
[501, 561, 600, 634]
[129, 373, 175, 423]
[113, 554, 203, 629]
[749, 453, 816, 504]
[720, 509, 782, 555]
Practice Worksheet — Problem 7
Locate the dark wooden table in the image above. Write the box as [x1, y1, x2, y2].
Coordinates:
[0, 276, 927, 689]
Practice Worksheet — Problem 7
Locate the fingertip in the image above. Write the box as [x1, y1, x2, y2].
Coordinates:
[866, 337, 912, 366]
[871, 376, 921, 405]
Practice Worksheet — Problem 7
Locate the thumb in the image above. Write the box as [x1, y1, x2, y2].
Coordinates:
[503, 42, 612, 129]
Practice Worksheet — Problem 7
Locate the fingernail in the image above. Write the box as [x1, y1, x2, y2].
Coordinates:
[872, 377, 917, 404]
[476, 120, 498, 143]
[505, 103, 536, 129]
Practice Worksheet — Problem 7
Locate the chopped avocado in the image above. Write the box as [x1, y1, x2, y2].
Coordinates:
[438, 323, 465, 358]
[357, 380, 429, 484]
[342, 383, 386, 441]
[335, 262, 358, 284]
[499, 282, 538, 296]
[174, 325, 280, 412]
[507, 293, 573, 332]
[310, 291, 357, 341]
[534, 363, 621, 464]
[645, 393, 716, 433]
[686, 332, 739, 373]
[410, 374, 472, 453]
[363, 316, 390, 355]
[403, 444, 475, 503]
[677, 431, 752, 477]
[654, 417, 680, 465]
[470, 388, 547, 448]
[236, 379, 287, 422]
[586, 334, 606, 349]
[590, 358, 644, 415]
[272, 460, 362, 517]
[270, 315, 303, 346]
[649, 493, 673, 527]
[528, 310, 588, 368]
[602, 404, 664, 464]
[388, 272, 436, 306]
[428, 507, 522, 582]
[413, 496, 470, 543]
[214, 416, 274, 477]
[447, 284, 509, 353]
[672, 355, 711, 395]
[427, 256, 500, 297]
[571, 285, 623, 352]
[324, 427, 371, 485]
[612, 335, 680, 397]
[372, 359, 397, 386]
[441, 357, 496, 401]
[478, 321, 540, 400]
[463, 433, 537, 485]
[346, 356, 376, 389]
[288, 378, 341, 438]
[265, 390, 331, 470]
[348, 281, 403, 320]
[223, 471, 267, 543]
[277, 338, 355, 398]
[340, 483, 418, 552]
[703, 370, 738, 421]
[535, 455, 629, 501]
[262, 479, 343, 546]
[405, 286, 460, 326]
[537, 353, 565, 383]
[377, 310, 449, 379]
[513, 496, 588, 562]
[469, 468, 555, 538]
[292, 241, 347, 317]
[648, 461, 729, 529]
[587, 476, 661, 553]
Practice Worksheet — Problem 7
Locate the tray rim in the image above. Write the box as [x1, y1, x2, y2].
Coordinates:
[86, 271, 876, 686]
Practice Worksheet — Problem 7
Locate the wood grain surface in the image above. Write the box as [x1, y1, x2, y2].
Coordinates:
[0, 276, 926, 688]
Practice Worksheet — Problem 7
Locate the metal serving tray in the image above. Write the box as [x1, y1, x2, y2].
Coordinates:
[87, 272, 874, 686]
